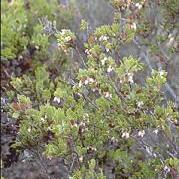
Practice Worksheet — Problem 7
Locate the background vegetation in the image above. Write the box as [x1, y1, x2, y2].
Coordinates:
[1, 0, 179, 179]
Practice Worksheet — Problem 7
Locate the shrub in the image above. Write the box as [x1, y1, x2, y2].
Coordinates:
[1, 0, 74, 60]
[7, 0, 179, 178]
[10, 26, 179, 179]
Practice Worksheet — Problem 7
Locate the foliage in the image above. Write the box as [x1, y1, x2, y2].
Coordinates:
[10, 25, 179, 179]
[5, 0, 179, 178]
[1, 0, 74, 60]
[1, 0, 29, 59]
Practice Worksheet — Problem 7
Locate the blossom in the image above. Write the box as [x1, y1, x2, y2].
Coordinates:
[87, 146, 97, 152]
[64, 36, 71, 42]
[122, 131, 130, 139]
[127, 73, 134, 83]
[85, 49, 90, 55]
[104, 91, 112, 99]
[135, 3, 143, 9]
[105, 47, 110, 52]
[40, 117, 45, 123]
[92, 88, 99, 92]
[79, 122, 86, 127]
[53, 97, 61, 104]
[84, 79, 89, 85]
[79, 156, 83, 162]
[107, 66, 113, 73]
[159, 70, 165, 76]
[101, 57, 107, 65]
[131, 22, 137, 30]
[138, 130, 145, 137]
[137, 101, 144, 108]
[163, 166, 170, 174]
[88, 77, 95, 84]
[35, 45, 39, 50]
[153, 129, 159, 134]
[99, 35, 109, 41]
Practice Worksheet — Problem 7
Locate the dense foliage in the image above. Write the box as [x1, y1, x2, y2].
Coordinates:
[1, 0, 179, 178]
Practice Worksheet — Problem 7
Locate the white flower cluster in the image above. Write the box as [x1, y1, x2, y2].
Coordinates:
[105, 47, 110, 52]
[153, 129, 159, 134]
[137, 101, 144, 108]
[101, 57, 108, 66]
[85, 49, 90, 55]
[99, 35, 109, 42]
[127, 73, 134, 83]
[138, 130, 145, 137]
[103, 91, 112, 99]
[87, 146, 97, 152]
[130, 22, 137, 30]
[159, 70, 165, 76]
[122, 131, 130, 139]
[135, 3, 143, 10]
[163, 166, 170, 174]
[107, 66, 114, 73]
[79, 77, 96, 87]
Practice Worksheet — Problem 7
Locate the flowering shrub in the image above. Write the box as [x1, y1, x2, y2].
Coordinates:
[6, 0, 179, 178]
[10, 25, 179, 179]
[56, 29, 76, 53]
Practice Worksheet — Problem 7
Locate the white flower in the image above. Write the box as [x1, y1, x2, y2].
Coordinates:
[159, 70, 165, 76]
[27, 128, 31, 132]
[35, 45, 39, 50]
[61, 29, 66, 35]
[19, 55, 23, 60]
[84, 79, 89, 85]
[104, 92, 112, 99]
[119, 79, 123, 83]
[138, 130, 145, 137]
[105, 47, 110, 52]
[85, 49, 90, 55]
[88, 78, 95, 84]
[131, 22, 137, 30]
[135, 3, 142, 9]
[79, 122, 86, 127]
[153, 129, 159, 134]
[101, 57, 107, 65]
[137, 101, 144, 108]
[92, 88, 98, 92]
[40, 117, 45, 122]
[99, 36, 103, 41]
[128, 73, 134, 83]
[64, 36, 71, 42]
[122, 132, 130, 139]
[107, 66, 113, 73]
[79, 156, 83, 162]
[53, 97, 61, 104]
[163, 166, 170, 173]
[99, 35, 109, 41]
[73, 123, 78, 127]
